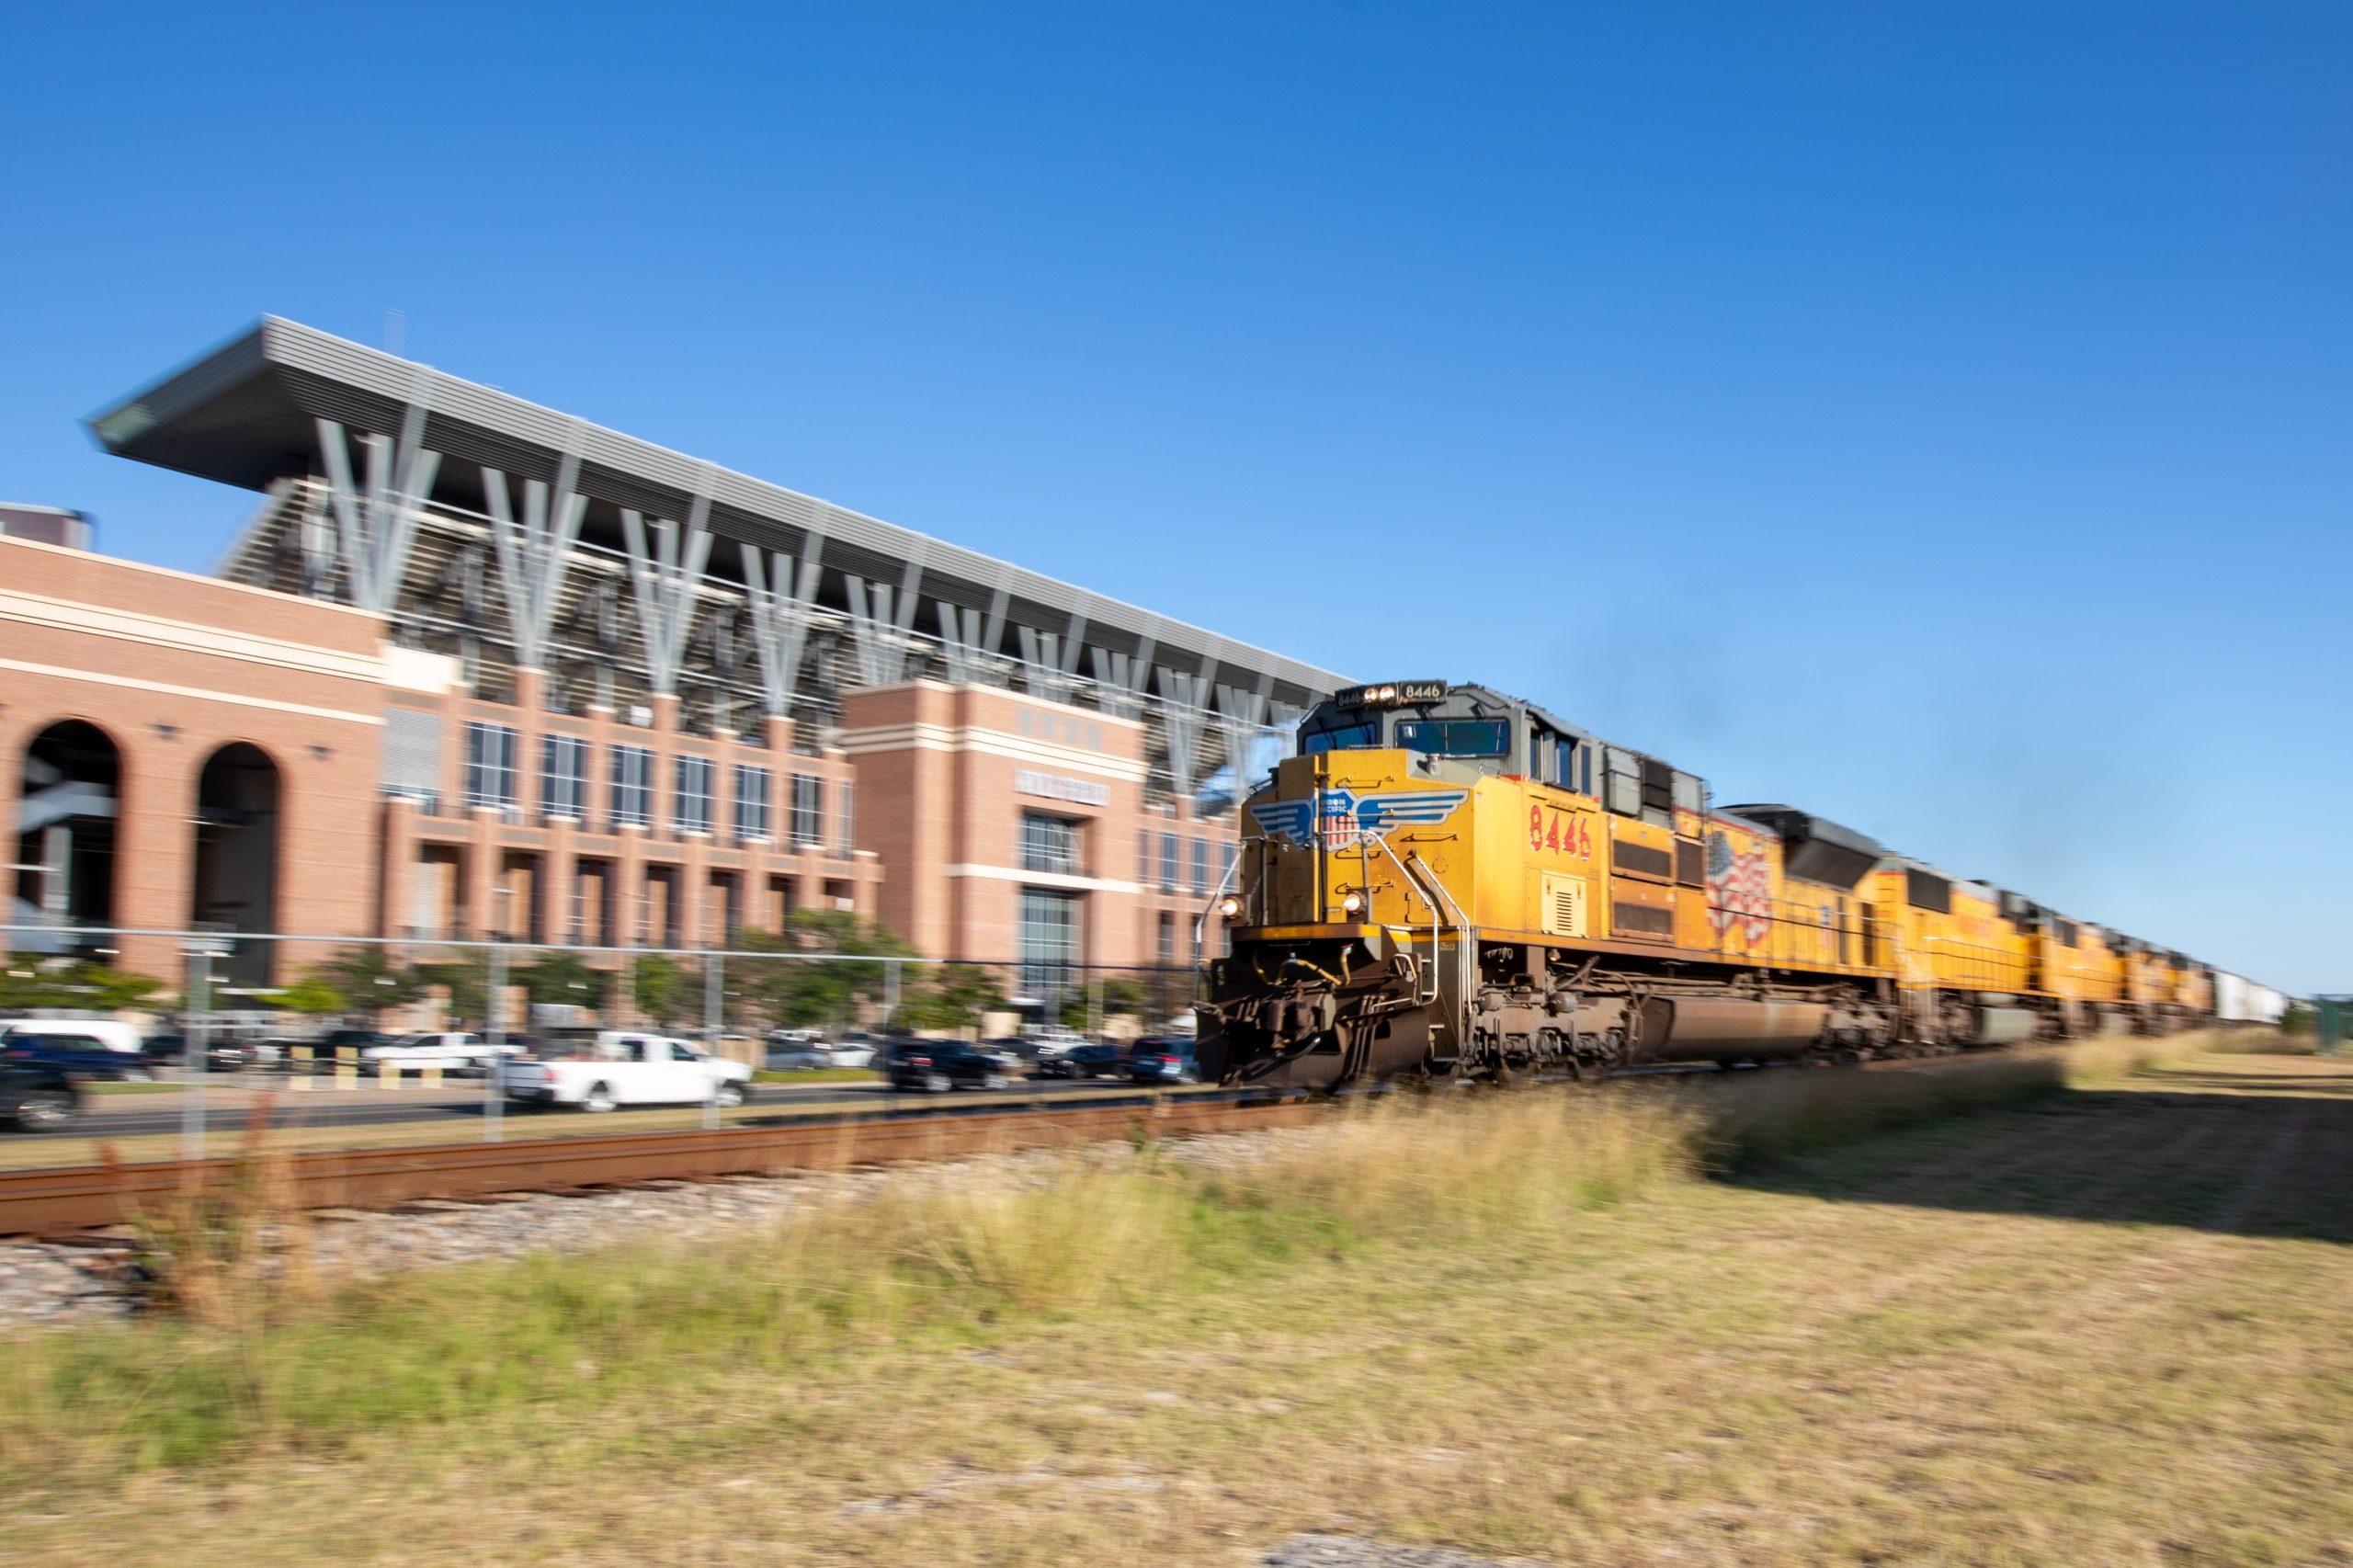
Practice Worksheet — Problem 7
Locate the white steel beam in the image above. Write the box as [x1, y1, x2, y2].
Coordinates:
[620, 498, 714, 698]
[480, 447, 586, 670]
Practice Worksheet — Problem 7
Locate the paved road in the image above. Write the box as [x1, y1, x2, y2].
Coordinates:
[19, 1074, 1147, 1141]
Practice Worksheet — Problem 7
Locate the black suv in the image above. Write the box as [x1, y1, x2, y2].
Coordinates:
[1, 1032, 153, 1082]
[1037, 1042, 1130, 1080]
[0, 1061, 83, 1131]
[889, 1042, 1014, 1094]
[1129, 1039, 1201, 1085]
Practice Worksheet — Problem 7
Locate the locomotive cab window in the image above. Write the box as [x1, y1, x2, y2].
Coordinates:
[1302, 722, 1380, 755]
[1395, 719, 1508, 757]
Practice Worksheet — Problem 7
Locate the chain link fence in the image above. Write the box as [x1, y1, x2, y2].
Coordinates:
[1, 923, 1201, 1163]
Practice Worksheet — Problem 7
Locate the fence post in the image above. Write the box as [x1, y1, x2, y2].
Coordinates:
[883, 959, 901, 1028]
[484, 941, 506, 1142]
[703, 952, 723, 1129]
[182, 945, 211, 1165]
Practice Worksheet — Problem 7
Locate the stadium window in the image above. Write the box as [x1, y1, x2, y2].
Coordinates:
[672, 755, 713, 835]
[1159, 831, 1178, 894]
[835, 778, 855, 856]
[1191, 836, 1210, 895]
[733, 764, 772, 842]
[791, 773, 824, 847]
[463, 722, 518, 810]
[540, 734, 588, 820]
[1020, 812, 1083, 877]
[609, 744, 652, 828]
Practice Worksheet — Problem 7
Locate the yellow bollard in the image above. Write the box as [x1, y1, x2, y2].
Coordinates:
[337, 1046, 357, 1090]
[422, 1062, 441, 1091]
[291, 1044, 313, 1090]
[380, 1059, 397, 1090]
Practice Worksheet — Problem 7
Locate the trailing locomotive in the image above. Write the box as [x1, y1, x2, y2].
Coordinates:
[1195, 682, 2252, 1091]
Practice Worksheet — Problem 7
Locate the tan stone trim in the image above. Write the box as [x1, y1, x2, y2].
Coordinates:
[944, 863, 1144, 894]
[845, 677, 1144, 730]
[0, 587, 385, 682]
[0, 657, 383, 726]
[832, 722, 1146, 781]
[0, 534, 384, 623]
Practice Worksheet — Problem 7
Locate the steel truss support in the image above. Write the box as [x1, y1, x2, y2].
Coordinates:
[741, 541, 823, 719]
[620, 495, 715, 699]
[481, 447, 587, 672]
[842, 554, 925, 687]
[1089, 637, 1156, 720]
[1156, 666, 1212, 801]
[1215, 677, 1274, 799]
[1017, 593, 1093, 707]
[313, 377, 441, 613]
[937, 574, 1010, 686]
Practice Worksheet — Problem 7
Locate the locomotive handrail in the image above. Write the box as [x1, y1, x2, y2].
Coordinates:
[1363, 832, 1444, 1006]
[1190, 855, 1244, 972]
[1404, 847, 1476, 1029]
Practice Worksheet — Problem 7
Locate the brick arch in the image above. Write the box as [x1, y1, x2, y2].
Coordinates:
[190, 740, 285, 986]
[12, 716, 130, 946]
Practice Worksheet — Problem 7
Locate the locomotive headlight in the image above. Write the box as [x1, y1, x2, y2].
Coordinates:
[1219, 895, 1243, 920]
[1341, 892, 1365, 915]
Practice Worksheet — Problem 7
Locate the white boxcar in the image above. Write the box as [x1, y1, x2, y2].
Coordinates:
[2212, 972, 2290, 1026]
[2214, 971, 2251, 1023]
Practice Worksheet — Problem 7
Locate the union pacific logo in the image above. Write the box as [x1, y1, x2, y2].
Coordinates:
[1250, 786, 1469, 848]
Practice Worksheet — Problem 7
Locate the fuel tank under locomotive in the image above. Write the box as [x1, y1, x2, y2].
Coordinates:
[1200, 949, 1847, 1089]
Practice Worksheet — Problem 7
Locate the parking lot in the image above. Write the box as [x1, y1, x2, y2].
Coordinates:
[0, 1062, 1172, 1142]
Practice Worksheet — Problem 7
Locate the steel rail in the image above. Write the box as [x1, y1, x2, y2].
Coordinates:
[0, 1093, 1324, 1240]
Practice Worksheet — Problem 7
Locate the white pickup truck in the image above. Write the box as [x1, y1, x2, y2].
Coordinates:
[359, 1031, 509, 1073]
[494, 1031, 752, 1112]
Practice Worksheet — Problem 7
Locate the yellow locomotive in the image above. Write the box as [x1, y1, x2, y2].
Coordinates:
[1197, 681, 2218, 1090]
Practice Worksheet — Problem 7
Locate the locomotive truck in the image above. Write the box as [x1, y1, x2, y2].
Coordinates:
[1196, 681, 2261, 1091]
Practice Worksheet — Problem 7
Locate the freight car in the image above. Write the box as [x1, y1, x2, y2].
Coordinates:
[1195, 682, 2267, 1090]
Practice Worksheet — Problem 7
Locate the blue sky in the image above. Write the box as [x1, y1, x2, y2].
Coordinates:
[5, 3, 2347, 991]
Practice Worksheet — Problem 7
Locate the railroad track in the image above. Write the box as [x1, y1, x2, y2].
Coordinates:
[0, 1091, 1326, 1240]
[0, 1045, 2084, 1241]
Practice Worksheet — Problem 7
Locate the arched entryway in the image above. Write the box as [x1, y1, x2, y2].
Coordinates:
[191, 743, 281, 986]
[14, 720, 121, 954]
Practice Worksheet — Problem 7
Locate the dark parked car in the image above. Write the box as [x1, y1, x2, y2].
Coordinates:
[139, 1033, 256, 1074]
[0, 1062, 82, 1131]
[983, 1035, 1042, 1063]
[0, 1032, 153, 1082]
[1036, 1042, 1130, 1080]
[1128, 1038, 1200, 1085]
[889, 1042, 1014, 1094]
[764, 1040, 833, 1072]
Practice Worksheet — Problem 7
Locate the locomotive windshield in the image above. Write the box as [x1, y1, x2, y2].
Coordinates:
[1396, 719, 1509, 757]
[1301, 721, 1380, 754]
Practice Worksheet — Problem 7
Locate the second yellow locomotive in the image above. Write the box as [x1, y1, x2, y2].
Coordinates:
[1197, 682, 2214, 1090]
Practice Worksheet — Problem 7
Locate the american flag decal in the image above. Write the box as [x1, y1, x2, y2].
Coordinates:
[1707, 830, 1772, 948]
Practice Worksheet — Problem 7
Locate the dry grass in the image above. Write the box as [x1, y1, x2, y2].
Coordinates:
[0, 1042, 2345, 1564]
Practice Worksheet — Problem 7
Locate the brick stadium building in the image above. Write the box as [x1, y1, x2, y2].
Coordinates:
[7, 317, 1345, 1006]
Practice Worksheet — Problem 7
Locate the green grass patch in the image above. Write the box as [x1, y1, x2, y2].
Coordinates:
[83, 1080, 181, 1096]
[750, 1066, 881, 1085]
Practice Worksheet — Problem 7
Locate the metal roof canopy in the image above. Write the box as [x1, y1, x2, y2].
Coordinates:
[84, 316, 1347, 708]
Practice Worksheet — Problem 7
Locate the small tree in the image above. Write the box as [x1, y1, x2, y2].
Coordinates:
[518, 949, 606, 1014]
[313, 946, 426, 1021]
[265, 973, 347, 1019]
[629, 953, 690, 1028]
[735, 913, 918, 1031]
[899, 963, 1006, 1035]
